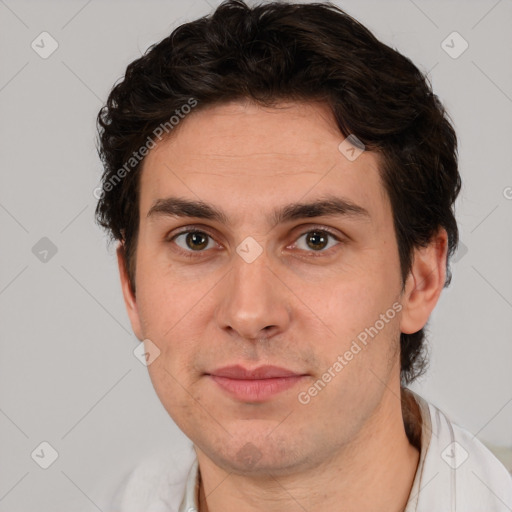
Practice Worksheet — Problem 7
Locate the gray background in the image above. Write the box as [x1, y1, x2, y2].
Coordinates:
[1, 0, 511, 510]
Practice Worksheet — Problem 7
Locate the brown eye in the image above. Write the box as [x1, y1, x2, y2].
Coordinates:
[173, 230, 213, 252]
[294, 229, 340, 253]
[186, 232, 209, 250]
[305, 231, 329, 250]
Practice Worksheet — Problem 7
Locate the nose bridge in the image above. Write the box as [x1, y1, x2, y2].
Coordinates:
[216, 242, 290, 339]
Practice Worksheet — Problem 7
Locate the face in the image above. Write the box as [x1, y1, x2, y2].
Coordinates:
[121, 100, 410, 475]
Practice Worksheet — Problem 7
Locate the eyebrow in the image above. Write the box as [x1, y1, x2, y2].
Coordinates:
[146, 194, 371, 227]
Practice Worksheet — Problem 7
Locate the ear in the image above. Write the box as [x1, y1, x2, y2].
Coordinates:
[400, 228, 448, 335]
[117, 243, 144, 340]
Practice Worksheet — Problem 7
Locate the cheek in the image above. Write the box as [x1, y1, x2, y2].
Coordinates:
[144, 327, 200, 400]
[302, 268, 401, 368]
[135, 262, 189, 334]
[306, 272, 380, 332]
[134, 271, 204, 366]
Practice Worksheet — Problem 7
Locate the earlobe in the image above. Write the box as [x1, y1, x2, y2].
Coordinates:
[400, 229, 448, 335]
[116, 243, 144, 340]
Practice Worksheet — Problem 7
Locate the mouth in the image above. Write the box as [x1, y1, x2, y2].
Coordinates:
[206, 365, 308, 402]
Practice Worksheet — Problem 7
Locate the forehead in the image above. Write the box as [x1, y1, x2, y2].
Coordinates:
[149, 100, 350, 163]
[138, 100, 390, 226]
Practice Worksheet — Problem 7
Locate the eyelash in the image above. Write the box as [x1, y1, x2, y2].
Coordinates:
[167, 226, 343, 259]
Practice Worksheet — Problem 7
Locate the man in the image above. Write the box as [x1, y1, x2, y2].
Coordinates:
[95, 1, 512, 511]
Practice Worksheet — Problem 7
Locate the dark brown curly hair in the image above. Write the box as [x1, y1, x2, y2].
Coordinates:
[95, 0, 461, 386]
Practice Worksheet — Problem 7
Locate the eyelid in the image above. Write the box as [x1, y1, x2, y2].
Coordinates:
[166, 225, 218, 242]
[167, 223, 344, 239]
[294, 224, 343, 239]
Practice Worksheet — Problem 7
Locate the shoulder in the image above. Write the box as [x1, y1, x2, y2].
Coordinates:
[414, 391, 512, 511]
[109, 443, 196, 512]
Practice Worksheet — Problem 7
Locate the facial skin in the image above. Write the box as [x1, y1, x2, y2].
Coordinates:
[118, 100, 448, 512]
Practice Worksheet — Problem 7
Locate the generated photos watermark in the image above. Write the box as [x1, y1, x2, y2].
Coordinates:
[93, 97, 198, 200]
[297, 301, 403, 405]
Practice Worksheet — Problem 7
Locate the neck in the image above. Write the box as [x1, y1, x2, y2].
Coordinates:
[197, 387, 421, 512]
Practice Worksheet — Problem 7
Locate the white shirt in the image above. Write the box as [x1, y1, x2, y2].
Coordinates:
[110, 390, 512, 511]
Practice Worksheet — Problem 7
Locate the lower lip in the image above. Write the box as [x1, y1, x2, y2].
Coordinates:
[209, 375, 305, 402]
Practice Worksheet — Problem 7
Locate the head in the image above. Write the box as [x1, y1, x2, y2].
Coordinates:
[95, 0, 460, 474]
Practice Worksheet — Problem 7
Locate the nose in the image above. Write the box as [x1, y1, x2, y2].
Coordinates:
[215, 246, 292, 342]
